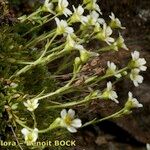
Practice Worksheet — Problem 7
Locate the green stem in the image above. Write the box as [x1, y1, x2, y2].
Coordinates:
[11, 49, 67, 78]
[22, 14, 58, 37]
[40, 49, 67, 65]
[25, 30, 55, 48]
[33, 85, 71, 101]
[46, 93, 93, 109]
[22, 14, 50, 37]
[16, 119, 32, 131]
[16, 118, 59, 134]
[65, 74, 76, 87]
[31, 112, 37, 128]
[97, 45, 113, 52]
[86, 67, 128, 85]
[39, 34, 57, 59]
[38, 118, 61, 133]
[47, 43, 65, 53]
[25, 8, 42, 22]
[82, 108, 125, 127]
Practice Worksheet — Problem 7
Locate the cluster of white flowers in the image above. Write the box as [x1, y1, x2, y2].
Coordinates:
[21, 109, 82, 143]
[20, 0, 147, 143]
[41, 0, 129, 49]
[102, 81, 118, 103]
[129, 51, 147, 86]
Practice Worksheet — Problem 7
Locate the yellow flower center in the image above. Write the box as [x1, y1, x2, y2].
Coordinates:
[26, 133, 34, 142]
[64, 115, 72, 125]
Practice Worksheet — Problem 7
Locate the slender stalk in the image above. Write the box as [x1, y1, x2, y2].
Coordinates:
[31, 112, 37, 128]
[22, 14, 58, 37]
[97, 45, 113, 52]
[10, 49, 67, 78]
[82, 108, 125, 127]
[46, 93, 94, 109]
[9, 124, 24, 150]
[16, 118, 59, 134]
[38, 119, 61, 133]
[33, 85, 71, 101]
[39, 34, 58, 59]
[86, 67, 128, 85]
[16, 119, 32, 131]
[25, 30, 55, 48]
[23, 8, 42, 22]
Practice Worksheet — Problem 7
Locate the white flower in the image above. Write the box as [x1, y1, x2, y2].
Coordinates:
[130, 51, 147, 71]
[146, 144, 150, 150]
[86, 11, 104, 25]
[96, 23, 114, 44]
[55, 17, 74, 35]
[112, 34, 128, 51]
[70, 5, 87, 24]
[80, 11, 105, 31]
[85, 0, 102, 14]
[64, 34, 83, 51]
[21, 128, 38, 144]
[23, 99, 39, 112]
[106, 61, 121, 78]
[109, 12, 125, 29]
[43, 0, 54, 14]
[56, 0, 72, 17]
[129, 69, 143, 87]
[125, 92, 143, 108]
[60, 109, 82, 133]
[102, 81, 118, 103]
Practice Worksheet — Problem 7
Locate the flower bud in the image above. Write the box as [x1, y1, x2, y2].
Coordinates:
[79, 49, 99, 63]
[74, 57, 82, 72]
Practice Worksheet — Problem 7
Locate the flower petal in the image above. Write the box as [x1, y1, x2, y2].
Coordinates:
[107, 81, 112, 90]
[32, 128, 38, 142]
[132, 51, 139, 60]
[67, 126, 77, 133]
[68, 109, 75, 118]
[21, 128, 29, 136]
[61, 109, 67, 119]
[71, 119, 82, 128]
